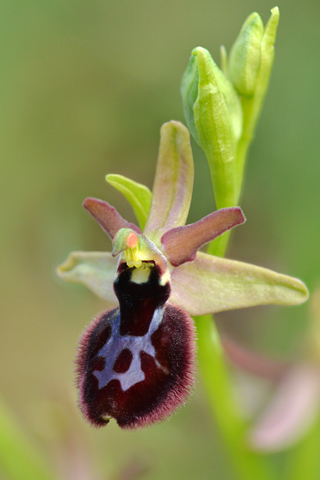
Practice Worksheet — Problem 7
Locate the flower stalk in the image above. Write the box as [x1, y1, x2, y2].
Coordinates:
[197, 315, 275, 480]
[184, 6, 289, 479]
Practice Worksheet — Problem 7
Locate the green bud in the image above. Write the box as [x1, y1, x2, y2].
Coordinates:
[227, 8, 279, 101]
[182, 47, 242, 147]
[181, 47, 242, 209]
[259, 7, 280, 89]
[228, 13, 264, 97]
[234, 7, 280, 200]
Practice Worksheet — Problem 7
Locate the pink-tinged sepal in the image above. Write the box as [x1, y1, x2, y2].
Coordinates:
[170, 252, 309, 316]
[144, 121, 194, 244]
[161, 207, 245, 267]
[83, 197, 141, 240]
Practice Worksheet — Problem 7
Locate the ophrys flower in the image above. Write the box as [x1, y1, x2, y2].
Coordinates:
[58, 121, 308, 429]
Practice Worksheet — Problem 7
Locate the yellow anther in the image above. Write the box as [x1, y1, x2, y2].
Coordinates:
[125, 244, 142, 269]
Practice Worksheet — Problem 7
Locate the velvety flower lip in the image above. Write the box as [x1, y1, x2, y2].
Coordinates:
[57, 120, 308, 429]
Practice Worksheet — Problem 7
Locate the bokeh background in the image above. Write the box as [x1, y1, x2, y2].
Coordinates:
[1, 0, 319, 478]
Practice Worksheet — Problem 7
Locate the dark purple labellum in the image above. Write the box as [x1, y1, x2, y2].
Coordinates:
[76, 261, 196, 429]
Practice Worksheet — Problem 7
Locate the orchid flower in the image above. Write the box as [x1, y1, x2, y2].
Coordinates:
[57, 120, 308, 430]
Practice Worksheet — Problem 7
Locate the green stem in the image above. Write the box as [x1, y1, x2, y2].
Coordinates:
[196, 12, 280, 477]
[235, 126, 252, 201]
[196, 315, 275, 480]
[207, 230, 230, 258]
[201, 119, 277, 476]
[235, 93, 265, 198]
[199, 209, 276, 479]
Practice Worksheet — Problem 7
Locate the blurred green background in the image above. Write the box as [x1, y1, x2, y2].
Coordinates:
[1, 0, 319, 478]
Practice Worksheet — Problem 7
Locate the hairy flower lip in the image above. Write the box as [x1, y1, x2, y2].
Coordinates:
[76, 302, 196, 429]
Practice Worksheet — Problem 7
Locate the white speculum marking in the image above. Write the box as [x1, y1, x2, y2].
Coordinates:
[93, 308, 166, 392]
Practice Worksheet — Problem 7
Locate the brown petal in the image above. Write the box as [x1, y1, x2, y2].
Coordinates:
[83, 197, 140, 240]
[161, 207, 245, 267]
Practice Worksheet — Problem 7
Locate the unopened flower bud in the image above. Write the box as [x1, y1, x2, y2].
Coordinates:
[181, 47, 242, 209]
[228, 12, 264, 97]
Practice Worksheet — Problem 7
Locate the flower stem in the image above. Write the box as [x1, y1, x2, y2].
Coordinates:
[196, 314, 275, 480]
[187, 10, 280, 476]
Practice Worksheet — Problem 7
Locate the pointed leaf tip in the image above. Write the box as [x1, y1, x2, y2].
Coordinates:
[161, 207, 245, 267]
[262, 6, 280, 50]
[83, 197, 140, 240]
